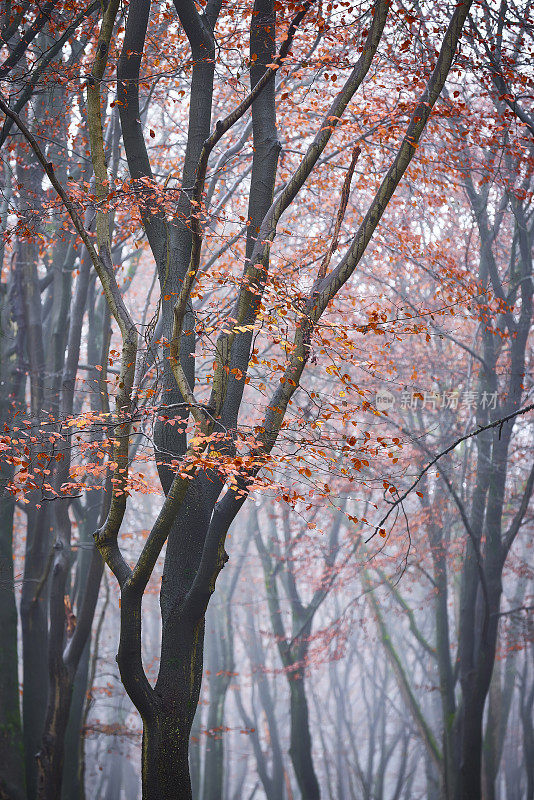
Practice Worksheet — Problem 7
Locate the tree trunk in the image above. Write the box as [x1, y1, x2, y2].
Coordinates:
[36, 222, 108, 800]
[520, 650, 534, 800]
[289, 675, 321, 800]
[189, 707, 202, 800]
[202, 692, 226, 800]
[142, 716, 194, 800]
[20, 506, 51, 800]
[0, 494, 25, 800]
[203, 600, 234, 800]
[135, 614, 205, 800]
[0, 222, 25, 800]
[482, 662, 501, 800]
[456, 696, 485, 800]
[455, 572, 502, 800]
[61, 638, 90, 800]
[36, 662, 75, 800]
[36, 545, 104, 800]
[61, 497, 103, 800]
[15, 147, 49, 800]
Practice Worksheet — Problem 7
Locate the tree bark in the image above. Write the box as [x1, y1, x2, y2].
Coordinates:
[0, 250, 25, 799]
[289, 675, 321, 800]
[202, 600, 234, 800]
[142, 616, 206, 800]
[60, 638, 90, 800]
[0, 494, 25, 800]
[20, 505, 51, 800]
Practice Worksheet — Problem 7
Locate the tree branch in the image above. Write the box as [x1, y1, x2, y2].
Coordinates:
[371, 403, 534, 541]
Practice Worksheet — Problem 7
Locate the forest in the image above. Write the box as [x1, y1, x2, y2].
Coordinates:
[0, 0, 532, 799]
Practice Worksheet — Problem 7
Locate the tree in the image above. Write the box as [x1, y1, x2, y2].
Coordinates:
[254, 499, 345, 800]
[0, 0, 487, 796]
[344, 34, 534, 794]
